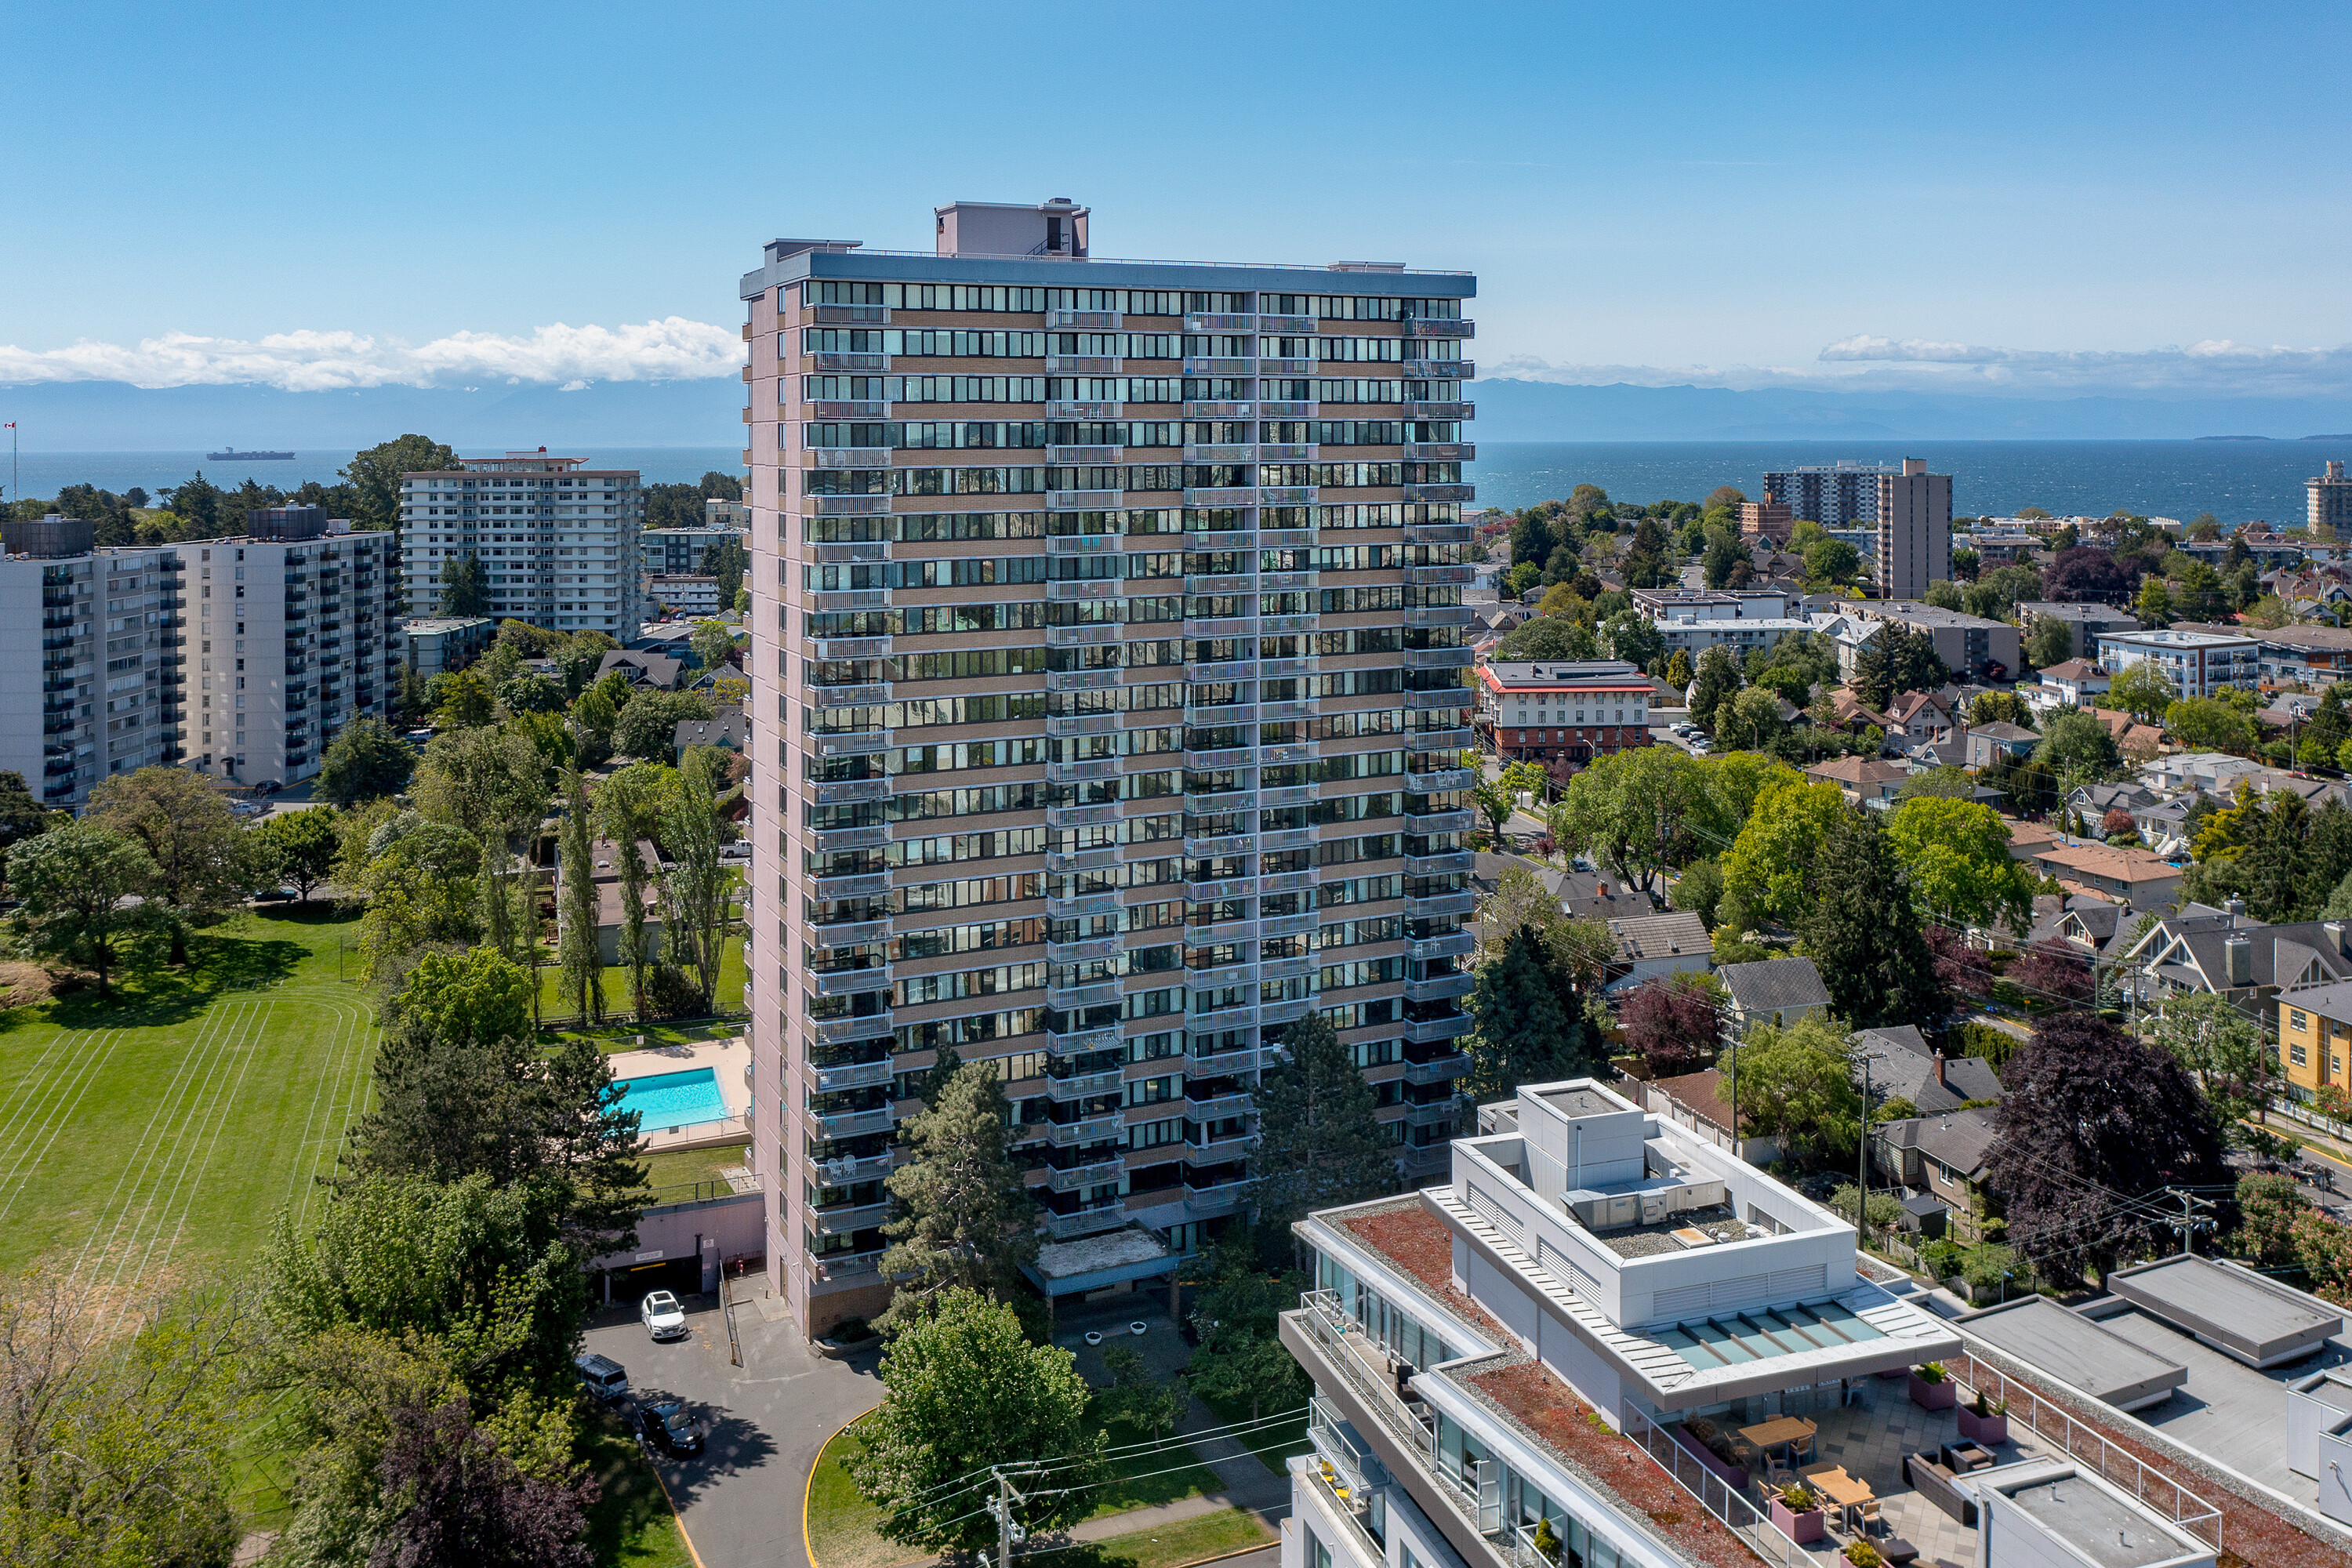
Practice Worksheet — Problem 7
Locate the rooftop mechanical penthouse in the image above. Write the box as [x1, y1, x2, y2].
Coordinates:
[740, 199, 1480, 1335]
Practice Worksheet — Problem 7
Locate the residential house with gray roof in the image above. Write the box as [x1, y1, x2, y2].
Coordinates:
[1717, 956, 1832, 1034]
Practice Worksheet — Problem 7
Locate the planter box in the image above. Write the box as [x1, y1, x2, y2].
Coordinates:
[1673, 1426, 1750, 1491]
[1909, 1373, 1958, 1411]
[1769, 1497, 1826, 1544]
[1957, 1406, 2009, 1446]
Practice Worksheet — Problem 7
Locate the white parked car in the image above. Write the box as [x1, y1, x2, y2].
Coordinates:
[640, 1289, 688, 1341]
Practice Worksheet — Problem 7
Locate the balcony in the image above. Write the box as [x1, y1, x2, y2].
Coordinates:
[1403, 401, 1473, 420]
[1184, 1180, 1249, 1218]
[1046, 308, 1121, 329]
[808, 399, 888, 419]
[1403, 442, 1475, 462]
[1183, 487, 1257, 508]
[1184, 400, 1254, 419]
[1044, 532, 1123, 556]
[811, 682, 891, 709]
[1407, 931, 1476, 966]
[809, 447, 891, 470]
[811, 917, 891, 948]
[1044, 1024, 1123, 1057]
[812, 869, 891, 900]
[1047, 400, 1121, 419]
[1403, 646, 1476, 670]
[1044, 1066, 1124, 1101]
[811, 728, 892, 758]
[814, 303, 888, 325]
[1045, 354, 1122, 375]
[1406, 850, 1474, 877]
[814, 967, 893, 997]
[1185, 1090, 1255, 1122]
[810, 1104, 896, 1139]
[1398, 867, 1476, 912]
[1259, 485, 1317, 506]
[1402, 1097, 1465, 1127]
[811, 1012, 895, 1045]
[1044, 1201, 1129, 1240]
[1044, 622, 1122, 648]
[1044, 579, 1121, 601]
[1403, 1051, 1473, 1084]
[1045, 978, 1124, 1011]
[1044, 847, 1122, 877]
[1407, 565, 1478, 586]
[1405, 972, 1475, 1004]
[1182, 312, 1257, 332]
[811, 1200, 892, 1236]
[1045, 713, 1121, 739]
[807, 495, 891, 517]
[1406, 731, 1475, 758]
[1044, 803, 1121, 832]
[1404, 318, 1475, 339]
[810, 1248, 883, 1282]
[809, 1149, 897, 1185]
[813, 777, 890, 805]
[1046, 757, 1123, 785]
[808, 587, 890, 612]
[1044, 1155, 1127, 1192]
[1403, 1013, 1473, 1045]
[1404, 484, 1476, 504]
[1185, 1131, 1256, 1163]
[1182, 357, 1255, 377]
[1257, 358, 1316, 376]
[1186, 1045, 1260, 1079]
[1403, 606, 1475, 628]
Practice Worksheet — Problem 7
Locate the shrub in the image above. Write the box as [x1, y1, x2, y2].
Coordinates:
[1969, 1390, 2006, 1419]
[1779, 1485, 1818, 1512]
[1531, 1518, 1562, 1564]
[1913, 1361, 1947, 1384]
[1845, 1541, 1884, 1568]
[1920, 1238, 1965, 1279]
[1960, 1243, 2019, 1290]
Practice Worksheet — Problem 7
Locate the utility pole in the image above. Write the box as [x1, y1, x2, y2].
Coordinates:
[2166, 1188, 2216, 1258]
[989, 1467, 1029, 1568]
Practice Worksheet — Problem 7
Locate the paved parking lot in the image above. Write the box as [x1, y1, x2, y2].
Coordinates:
[583, 1289, 883, 1568]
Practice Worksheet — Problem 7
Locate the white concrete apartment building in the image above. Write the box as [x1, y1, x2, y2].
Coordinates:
[2312, 459, 2352, 536]
[0, 514, 186, 807]
[647, 574, 723, 618]
[742, 199, 1480, 1337]
[2098, 627, 2260, 699]
[188, 507, 400, 786]
[397, 450, 644, 634]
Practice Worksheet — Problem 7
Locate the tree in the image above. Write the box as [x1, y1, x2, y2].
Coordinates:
[1471, 775, 1516, 837]
[699, 537, 750, 606]
[1661, 648, 1693, 689]
[2165, 695, 2258, 753]
[1701, 532, 1751, 590]
[343, 434, 459, 532]
[1851, 624, 1948, 710]
[6, 823, 166, 993]
[1492, 615, 1593, 662]
[2135, 574, 2174, 628]
[2032, 707, 2122, 786]
[1467, 927, 1579, 1102]
[347, 815, 484, 982]
[1598, 610, 1662, 670]
[1686, 646, 1743, 731]
[613, 689, 713, 760]
[318, 716, 417, 807]
[1923, 579, 1965, 612]
[1970, 691, 2034, 730]
[2043, 546, 2133, 603]
[0, 1277, 245, 1568]
[1886, 796, 2036, 934]
[1250, 1013, 1399, 1230]
[1714, 686, 1784, 752]
[251, 805, 341, 902]
[1724, 1014, 1860, 1162]
[342, 950, 646, 1255]
[658, 748, 729, 1011]
[2025, 616, 2074, 670]
[1985, 1012, 2230, 1283]
[1800, 808, 1947, 1029]
[2107, 662, 2180, 726]
[1184, 1244, 1311, 1418]
[89, 766, 251, 964]
[413, 724, 549, 959]
[497, 672, 565, 715]
[1926, 924, 1994, 1000]
[1618, 973, 1723, 1077]
[438, 554, 492, 617]
[1803, 538, 1860, 586]
[1720, 779, 1847, 929]
[1670, 858, 1723, 927]
[557, 768, 604, 1025]
[596, 765, 668, 1019]
[688, 618, 739, 673]
[854, 1289, 1105, 1552]
[430, 667, 495, 730]
[881, 1062, 1037, 1316]
[2147, 991, 2273, 1123]
[2235, 1172, 2306, 1268]
[2009, 939, 2093, 1004]
[0, 770, 58, 897]
[266, 1172, 590, 1416]
[1095, 1347, 1187, 1442]
[365, 1397, 596, 1568]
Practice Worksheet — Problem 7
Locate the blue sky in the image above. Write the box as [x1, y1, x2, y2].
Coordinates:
[5, 0, 2348, 399]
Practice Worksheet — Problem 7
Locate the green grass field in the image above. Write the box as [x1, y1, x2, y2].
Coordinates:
[0, 905, 378, 1289]
[0, 904, 694, 1565]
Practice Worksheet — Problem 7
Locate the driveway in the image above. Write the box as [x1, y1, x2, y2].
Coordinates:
[582, 1287, 884, 1568]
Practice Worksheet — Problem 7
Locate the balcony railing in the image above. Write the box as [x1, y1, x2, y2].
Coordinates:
[811, 1200, 892, 1236]
[1044, 1156, 1126, 1192]
[1044, 1201, 1128, 1240]
[1403, 1051, 1473, 1084]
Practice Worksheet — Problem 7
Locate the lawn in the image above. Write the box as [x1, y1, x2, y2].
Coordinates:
[0, 904, 379, 1288]
[533, 935, 750, 1047]
[637, 1138, 751, 1200]
[808, 1413, 1229, 1568]
[581, 1403, 698, 1568]
[1079, 1507, 1272, 1568]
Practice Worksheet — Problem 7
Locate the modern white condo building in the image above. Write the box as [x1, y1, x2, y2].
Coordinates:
[397, 449, 645, 634]
[187, 506, 400, 787]
[0, 514, 186, 807]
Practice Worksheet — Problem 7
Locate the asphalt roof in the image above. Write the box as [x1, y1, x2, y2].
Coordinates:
[1717, 956, 1831, 1014]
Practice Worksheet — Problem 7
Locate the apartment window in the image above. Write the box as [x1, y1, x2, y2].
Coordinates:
[2294, 1043, 2310, 1066]
[2293, 1010, 2310, 1031]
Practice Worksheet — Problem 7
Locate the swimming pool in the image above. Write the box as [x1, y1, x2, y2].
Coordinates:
[617, 1067, 728, 1130]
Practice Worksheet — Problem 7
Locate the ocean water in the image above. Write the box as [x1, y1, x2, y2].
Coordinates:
[1464, 440, 2343, 527]
[5, 438, 2339, 530]
[0, 447, 744, 506]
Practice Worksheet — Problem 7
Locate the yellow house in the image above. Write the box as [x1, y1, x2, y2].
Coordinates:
[2280, 982, 2352, 1100]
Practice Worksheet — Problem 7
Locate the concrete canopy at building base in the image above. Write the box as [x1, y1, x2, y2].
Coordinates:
[1024, 1226, 1179, 1298]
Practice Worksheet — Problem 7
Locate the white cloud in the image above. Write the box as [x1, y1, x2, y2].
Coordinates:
[0, 318, 744, 391]
[1490, 337, 2352, 398]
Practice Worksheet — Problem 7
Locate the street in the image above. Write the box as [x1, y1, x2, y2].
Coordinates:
[582, 1290, 883, 1568]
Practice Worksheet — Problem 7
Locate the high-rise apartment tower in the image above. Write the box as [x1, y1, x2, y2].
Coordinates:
[397, 451, 645, 634]
[742, 201, 1479, 1334]
[1875, 456, 1953, 601]
[2312, 459, 2352, 537]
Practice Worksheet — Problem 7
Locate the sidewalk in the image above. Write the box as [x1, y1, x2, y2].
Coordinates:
[1054, 1389, 1289, 1547]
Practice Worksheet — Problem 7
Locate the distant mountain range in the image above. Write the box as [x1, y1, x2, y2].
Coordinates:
[1465, 379, 2352, 442]
[0, 379, 744, 448]
[5, 373, 2352, 448]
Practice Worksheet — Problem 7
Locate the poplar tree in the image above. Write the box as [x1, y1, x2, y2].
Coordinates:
[557, 766, 604, 1024]
[659, 748, 729, 1012]
[594, 764, 666, 1021]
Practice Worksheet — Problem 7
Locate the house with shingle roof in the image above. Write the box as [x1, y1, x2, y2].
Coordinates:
[1600, 910, 1711, 992]
[1717, 956, 1831, 1035]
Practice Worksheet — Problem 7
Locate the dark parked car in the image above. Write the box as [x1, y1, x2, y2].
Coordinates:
[636, 1398, 703, 1457]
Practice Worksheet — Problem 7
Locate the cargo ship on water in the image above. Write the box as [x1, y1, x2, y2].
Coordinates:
[205, 447, 296, 461]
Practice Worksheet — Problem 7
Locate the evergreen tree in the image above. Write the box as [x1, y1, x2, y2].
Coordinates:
[557, 767, 604, 1024]
[1686, 645, 1743, 731]
[1466, 927, 1576, 1100]
[1248, 1013, 1398, 1235]
[879, 1062, 1037, 1323]
[1799, 810, 1947, 1029]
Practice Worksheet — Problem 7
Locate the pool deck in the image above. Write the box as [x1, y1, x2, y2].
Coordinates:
[608, 1035, 751, 1152]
